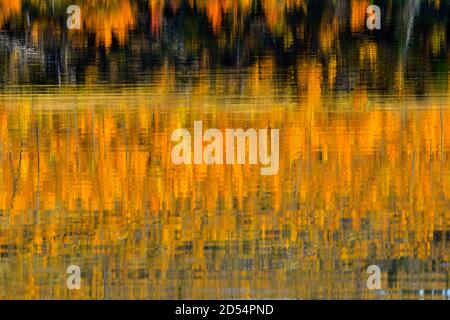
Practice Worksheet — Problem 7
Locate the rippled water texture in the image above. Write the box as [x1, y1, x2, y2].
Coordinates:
[0, 0, 449, 299]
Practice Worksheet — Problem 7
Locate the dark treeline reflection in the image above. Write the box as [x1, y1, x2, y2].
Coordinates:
[0, 0, 449, 93]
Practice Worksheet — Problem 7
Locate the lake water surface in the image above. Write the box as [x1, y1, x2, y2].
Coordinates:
[0, 0, 449, 299]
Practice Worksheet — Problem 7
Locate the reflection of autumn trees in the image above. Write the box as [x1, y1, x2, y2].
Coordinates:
[83, 0, 136, 47]
[0, 60, 449, 298]
[0, 0, 449, 300]
[0, 0, 20, 26]
[0, 0, 446, 44]
[350, 0, 370, 32]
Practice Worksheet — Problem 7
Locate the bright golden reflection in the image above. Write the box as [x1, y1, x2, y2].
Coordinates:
[0, 80, 449, 299]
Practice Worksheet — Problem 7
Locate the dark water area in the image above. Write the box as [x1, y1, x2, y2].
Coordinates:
[0, 0, 448, 94]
